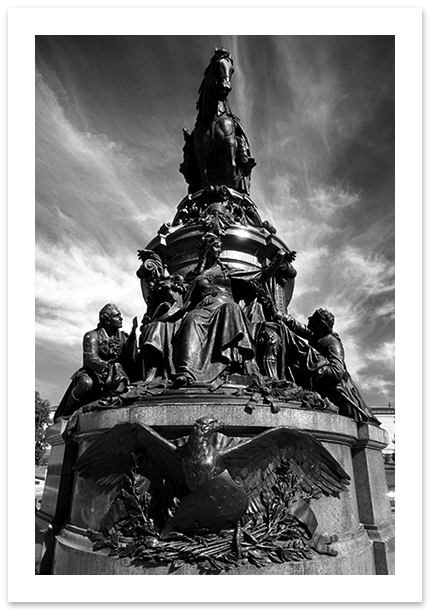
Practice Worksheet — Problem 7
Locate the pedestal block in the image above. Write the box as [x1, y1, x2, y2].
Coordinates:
[35, 420, 78, 574]
[52, 523, 374, 575]
[36, 393, 394, 575]
[352, 424, 395, 574]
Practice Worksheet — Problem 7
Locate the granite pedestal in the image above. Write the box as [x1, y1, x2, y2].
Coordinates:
[36, 390, 394, 575]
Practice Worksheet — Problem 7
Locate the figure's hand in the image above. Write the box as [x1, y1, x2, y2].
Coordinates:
[200, 290, 217, 307]
[269, 250, 286, 271]
[315, 365, 327, 376]
[279, 313, 295, 327]
[273, 311, 284, 323]
[106, 363, 129, 392]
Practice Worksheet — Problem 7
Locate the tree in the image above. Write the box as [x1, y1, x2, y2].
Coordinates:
[35, 391, 51, 466]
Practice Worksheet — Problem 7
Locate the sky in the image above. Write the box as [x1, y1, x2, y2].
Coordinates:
[35, 34, 395, 408]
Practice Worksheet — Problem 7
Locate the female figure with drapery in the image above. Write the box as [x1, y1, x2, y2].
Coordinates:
[139, 234, 279, 385]
[172, 233, 259, 385]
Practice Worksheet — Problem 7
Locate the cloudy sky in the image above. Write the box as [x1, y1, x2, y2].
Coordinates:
[35, 34, 395, 408]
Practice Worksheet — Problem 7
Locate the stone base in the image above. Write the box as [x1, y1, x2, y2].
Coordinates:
[38, 394, 394, 575]
[52, 524, 375, 576]
[364, 519, 395, 575]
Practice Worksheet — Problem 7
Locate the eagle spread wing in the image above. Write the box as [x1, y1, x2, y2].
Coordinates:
[218, 427, 350, 511]
[73, 422, 185, 498]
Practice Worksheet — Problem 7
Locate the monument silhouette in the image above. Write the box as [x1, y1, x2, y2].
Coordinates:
[36, 48, 394, 576]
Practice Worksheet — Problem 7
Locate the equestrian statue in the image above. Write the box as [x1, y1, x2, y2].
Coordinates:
[179, 48, 256, 195]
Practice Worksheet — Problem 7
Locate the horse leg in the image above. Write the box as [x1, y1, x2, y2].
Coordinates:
[193, 125, 211, 189]
[227, 135, 238, 184]
[215, 117, 239, 189]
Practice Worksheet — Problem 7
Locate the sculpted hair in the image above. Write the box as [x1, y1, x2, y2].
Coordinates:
[312, 308, 335, 331]
[98, 303, 118, 324]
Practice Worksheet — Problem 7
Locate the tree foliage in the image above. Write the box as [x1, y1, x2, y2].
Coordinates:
[35, 391, 51, 466]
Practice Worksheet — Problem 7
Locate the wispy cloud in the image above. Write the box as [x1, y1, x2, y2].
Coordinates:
[36, 68, 175, 252]
[36, 241, 145, 347]
[35, 35, 394, 407]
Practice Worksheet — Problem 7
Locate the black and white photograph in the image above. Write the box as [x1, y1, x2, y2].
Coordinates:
[7, 5, 422, 604]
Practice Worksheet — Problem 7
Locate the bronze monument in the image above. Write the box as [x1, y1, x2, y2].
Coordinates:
[37, 47, 394, 576]
[179, 48, 256, 195]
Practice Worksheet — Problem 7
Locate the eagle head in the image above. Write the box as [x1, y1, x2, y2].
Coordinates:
[192, 417, 225, 439]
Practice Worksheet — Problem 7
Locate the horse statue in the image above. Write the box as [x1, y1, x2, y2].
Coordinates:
[179, 48, 256, 195]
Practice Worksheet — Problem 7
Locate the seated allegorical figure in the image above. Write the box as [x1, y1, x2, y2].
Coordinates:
[276, 308, 381, 425]
[172, 233, 258, 385]
[54, 304, 137, 421]
[140, 233, 275, 386]
[136, 249, 187, 384]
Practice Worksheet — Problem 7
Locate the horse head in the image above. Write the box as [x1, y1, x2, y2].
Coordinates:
[212, 49, 234, 100]
[197, 48, 234, 118]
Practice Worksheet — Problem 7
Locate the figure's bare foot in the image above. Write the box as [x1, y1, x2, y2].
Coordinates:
[312, 532, 339, 556]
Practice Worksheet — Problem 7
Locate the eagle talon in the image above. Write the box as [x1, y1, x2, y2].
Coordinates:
[311, 532, 339, 556]
[192, 521, 210, 536]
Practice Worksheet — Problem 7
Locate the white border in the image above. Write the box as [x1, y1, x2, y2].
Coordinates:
[8, 5, 422, 604]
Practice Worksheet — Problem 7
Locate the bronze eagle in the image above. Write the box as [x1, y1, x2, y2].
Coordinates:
[74, 416, 350, 536]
